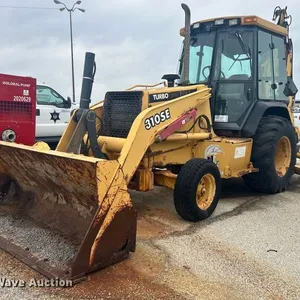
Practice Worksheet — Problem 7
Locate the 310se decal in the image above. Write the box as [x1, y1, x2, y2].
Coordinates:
[144, 108, 171, 130]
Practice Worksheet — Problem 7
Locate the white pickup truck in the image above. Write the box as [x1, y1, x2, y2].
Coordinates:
[36, 83, 78, 143]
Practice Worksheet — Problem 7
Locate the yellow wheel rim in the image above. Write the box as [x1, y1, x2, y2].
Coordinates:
[196, 174, 216, 210]
[275, 136, 291, 177]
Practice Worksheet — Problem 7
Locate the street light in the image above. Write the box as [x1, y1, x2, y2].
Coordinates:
[53, 0, 85, 103]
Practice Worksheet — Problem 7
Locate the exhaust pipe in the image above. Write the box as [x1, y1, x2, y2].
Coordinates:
[181, 3, 191, 85]
[79, 52, 96, 110]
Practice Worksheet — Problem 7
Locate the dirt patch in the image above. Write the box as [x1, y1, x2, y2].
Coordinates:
[137, 215, 174, 239]
[0, 244, 184, 300]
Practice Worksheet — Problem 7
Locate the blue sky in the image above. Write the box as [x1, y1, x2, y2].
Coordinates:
[0, 0, 299, 103]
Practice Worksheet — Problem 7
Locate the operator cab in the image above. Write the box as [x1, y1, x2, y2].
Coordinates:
[177, 15, 297, 137]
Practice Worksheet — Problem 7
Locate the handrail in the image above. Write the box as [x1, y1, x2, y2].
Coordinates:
[126, 81, 167, 91]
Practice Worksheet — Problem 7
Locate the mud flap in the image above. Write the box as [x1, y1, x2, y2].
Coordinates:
[0, 141, 136, 282]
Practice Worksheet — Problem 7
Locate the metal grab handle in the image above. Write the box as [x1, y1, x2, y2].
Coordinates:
[127, 81, 167, 91]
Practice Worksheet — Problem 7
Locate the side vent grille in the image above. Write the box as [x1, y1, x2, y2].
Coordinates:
[101, 91, 143, 138]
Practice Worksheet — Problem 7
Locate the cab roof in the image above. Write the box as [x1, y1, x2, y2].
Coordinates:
[180, 15, 288, 37]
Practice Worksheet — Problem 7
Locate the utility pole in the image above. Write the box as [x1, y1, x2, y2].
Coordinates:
[53, 0, 85, 103]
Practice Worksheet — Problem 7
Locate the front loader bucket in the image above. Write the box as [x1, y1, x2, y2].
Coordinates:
[0, 141, 136, 282]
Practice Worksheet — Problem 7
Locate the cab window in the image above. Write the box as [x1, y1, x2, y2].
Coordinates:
[180, 31, 216, 84]
[258, 30, 288, 101]
[219, 53, 252, 79]
[273, 35, 288, 100]
[36, 86, 65, 107]
[213, 30, 253, 80]
[189, 44, 214, 83]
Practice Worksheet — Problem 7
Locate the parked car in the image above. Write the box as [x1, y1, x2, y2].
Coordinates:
[293, 106, 300, 128]
[293, 106, 300, 150]
[36, 83, 78, 143]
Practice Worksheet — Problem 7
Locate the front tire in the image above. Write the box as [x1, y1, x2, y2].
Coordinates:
[243, 116, 296, 194]
[174, 158, 221, 222]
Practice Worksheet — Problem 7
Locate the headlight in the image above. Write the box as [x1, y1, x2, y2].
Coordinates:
[215, 19, 224, 25]
[229, 19, 238, 26]
[2, 129, 16, 142]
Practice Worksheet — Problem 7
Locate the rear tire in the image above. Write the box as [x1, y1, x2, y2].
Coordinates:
[243, 116, 296, 194]
[174, 158, 221, 222]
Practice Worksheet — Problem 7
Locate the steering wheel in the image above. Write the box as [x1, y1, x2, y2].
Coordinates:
[202, 66, 225, 80]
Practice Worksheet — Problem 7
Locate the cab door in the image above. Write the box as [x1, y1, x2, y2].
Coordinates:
[36, 85, 71, 140]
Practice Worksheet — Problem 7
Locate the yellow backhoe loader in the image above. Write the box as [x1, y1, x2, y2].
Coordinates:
[0, 3, 299, 283]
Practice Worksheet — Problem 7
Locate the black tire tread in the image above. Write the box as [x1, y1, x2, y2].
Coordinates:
[243, 115, 296, 194]
[174, 158, 221, 222]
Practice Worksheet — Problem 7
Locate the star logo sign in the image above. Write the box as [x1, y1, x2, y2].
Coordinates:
[50, 111, 60, 123]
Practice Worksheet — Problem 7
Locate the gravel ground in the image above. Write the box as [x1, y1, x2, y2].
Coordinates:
[0, 176, 300, 299]
[0, 213, 76, 268]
